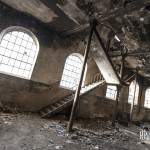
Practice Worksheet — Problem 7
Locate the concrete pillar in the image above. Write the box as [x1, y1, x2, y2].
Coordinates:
[137, 86, 146, 113]
[132, 85, 146, 121]
[119, 85, 129, 113]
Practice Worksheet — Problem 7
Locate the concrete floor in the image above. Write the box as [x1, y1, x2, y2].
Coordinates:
[0, 113, 149, 150]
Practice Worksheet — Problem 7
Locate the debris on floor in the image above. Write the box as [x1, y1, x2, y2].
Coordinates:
[0, 113, 150, 150]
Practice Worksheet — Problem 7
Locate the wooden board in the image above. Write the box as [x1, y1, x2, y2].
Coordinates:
[91, 46, 120, 85]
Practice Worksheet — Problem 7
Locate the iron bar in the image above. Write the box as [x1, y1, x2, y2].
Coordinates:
[67, 21, 95, 132]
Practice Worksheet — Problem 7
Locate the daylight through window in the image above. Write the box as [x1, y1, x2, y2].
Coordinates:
[128, 81, 139, 105]
[106, 85, 117, 100]
[60, 54, 84, 90]
[0, 27, 39, 79]
[144, 88, 150, 108]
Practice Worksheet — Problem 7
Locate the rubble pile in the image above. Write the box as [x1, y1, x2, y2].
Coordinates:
[0, 113, 149, 150]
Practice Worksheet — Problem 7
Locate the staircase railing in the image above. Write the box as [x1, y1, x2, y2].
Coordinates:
[39, 79, 106, 118]
[80, 80, 105, 95]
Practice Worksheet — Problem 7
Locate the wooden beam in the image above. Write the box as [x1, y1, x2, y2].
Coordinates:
[62, 0, 150, 35]
[92, 26, 121, 85]
[56, 1, 86, 25]
[109, 51, 150, 57]
[0, 0, 58, 23]
[67, 21, 95, 132]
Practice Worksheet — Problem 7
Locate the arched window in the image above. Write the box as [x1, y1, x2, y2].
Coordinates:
[0, 26, 39, 79]
[60, 53, 85, 90]
[144, 88, 150, 108]
[106, 85, 117, 100]
[128, 81, 139, 105]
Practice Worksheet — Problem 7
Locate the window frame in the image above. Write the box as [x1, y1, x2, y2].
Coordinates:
[128, 81, 139, 105]
[144, 88, 150, 108]
[106, 85, 117, 100]
[60, 53, 87, 91]
[0, 26, 39, 79]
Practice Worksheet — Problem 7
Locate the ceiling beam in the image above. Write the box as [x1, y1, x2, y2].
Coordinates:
[56, 0, 87, 25]
[110, 51, 150, 57]
[62, 0, 150, 35]
[0, 0, 58, 23]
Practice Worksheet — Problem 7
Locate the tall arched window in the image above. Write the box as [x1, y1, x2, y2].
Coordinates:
[128, 81, 139, 105]
[106, 85, 117, 100]
[0, 26, 39, 79]
[144, 88, 150, 108]
[60, 53, 85, 90]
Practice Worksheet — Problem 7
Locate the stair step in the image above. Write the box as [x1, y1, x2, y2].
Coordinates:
[56, 102, 64, 106]
[40, 81, 105, 118]
[40, 111, 47, 116]
[50, 105, 58, 109]
[45, 108, 51, 112]
[40, 94, 75, 118]
[41, 108, 52, 115]
[64, 98, 72, 102]
[41, 101, 73, 118]
[58, 100, 65, 104]
[53, 103, 61, 107]
[56, 100, 72, 107]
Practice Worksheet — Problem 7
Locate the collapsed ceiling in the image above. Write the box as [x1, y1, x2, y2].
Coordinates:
[1, 0, 150, 82]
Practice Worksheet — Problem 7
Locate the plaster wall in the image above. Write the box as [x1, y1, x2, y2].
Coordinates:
[77, 83, 150, 121]
[0, 4, 100, 112]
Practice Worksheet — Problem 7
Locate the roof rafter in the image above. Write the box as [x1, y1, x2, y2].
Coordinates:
[62, 0, 150, 35]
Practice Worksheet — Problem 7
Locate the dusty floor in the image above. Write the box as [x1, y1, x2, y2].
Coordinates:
[0, 113, 150, 150]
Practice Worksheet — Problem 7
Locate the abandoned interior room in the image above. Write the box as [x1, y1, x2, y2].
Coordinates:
[1, 0, 150, 150]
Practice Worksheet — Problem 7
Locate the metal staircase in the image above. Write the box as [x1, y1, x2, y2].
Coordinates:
[39, 93, 74, 118]
[39, 80, 105, 118]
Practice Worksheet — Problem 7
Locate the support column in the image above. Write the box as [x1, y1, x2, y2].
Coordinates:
[137, 85, 143, 114]
[67, 21, 95, 132]
[120, 85, 129, 113]
[112, 85, 121, 126]
[112, 54, 125, 126]
[137, 86, 146, 116]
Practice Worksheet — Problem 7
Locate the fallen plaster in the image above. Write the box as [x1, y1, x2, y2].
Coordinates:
[0, 112, 150, 150]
